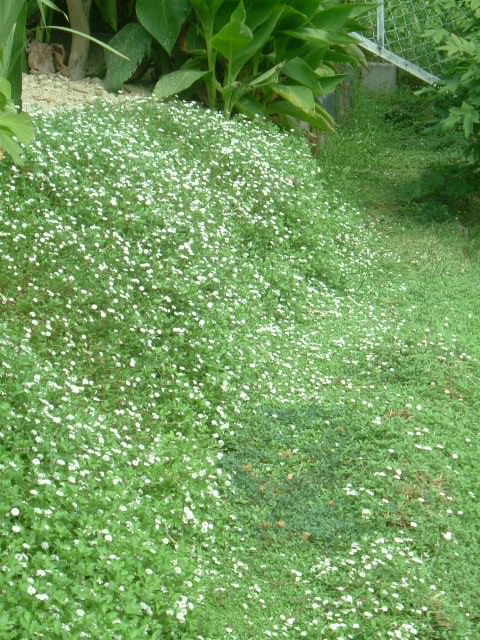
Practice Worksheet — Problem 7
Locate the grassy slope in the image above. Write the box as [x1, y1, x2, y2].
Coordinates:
[203, 90, 480, 639]
[0, 92, 479, 639]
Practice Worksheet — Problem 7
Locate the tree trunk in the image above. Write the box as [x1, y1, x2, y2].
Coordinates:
[66, 0, 92, 80]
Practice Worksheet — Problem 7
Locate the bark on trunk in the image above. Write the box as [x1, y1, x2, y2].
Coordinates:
[66, 0, 92, 80]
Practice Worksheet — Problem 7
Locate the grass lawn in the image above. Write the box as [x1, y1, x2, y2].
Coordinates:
[0, 89, 479, 639]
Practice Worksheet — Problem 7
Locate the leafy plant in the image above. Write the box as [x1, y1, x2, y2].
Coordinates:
[104, 22, 151, 91]
[152, 0, 376, 132]
[423, 0, 480, 167]
[0, 77, 33, 164]
[0, 0, 127, 163]
[103, 0, 375, 133]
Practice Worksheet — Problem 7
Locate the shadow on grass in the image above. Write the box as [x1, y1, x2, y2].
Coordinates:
[221, 403, 374, 551]
[320, 86, 480, 245]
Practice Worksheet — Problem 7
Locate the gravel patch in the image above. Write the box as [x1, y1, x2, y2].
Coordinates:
[22, 72, 152, 114]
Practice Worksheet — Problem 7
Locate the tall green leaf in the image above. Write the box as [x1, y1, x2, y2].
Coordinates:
[136, 0, 189, 56]
[0, 108, 34, 165]
[267, 99, 335, 132]
[0, 110, 33, 143]
[211, 19, 253, 61]
[190, 0, 226, 31]
[245, 0, 286, 30]
[284, 27, 358, 47]
[93, 0, 117, 32]
[270, 83, 316, 113]
[230, 5, 285, 78]
[283, 57, 324, 94]
[0, 0, 25, 46]
[0, 78, 12, 108]
[286, 0, 320, 21]
[310, 5, 354, 30]
[104, 23, 151, 91]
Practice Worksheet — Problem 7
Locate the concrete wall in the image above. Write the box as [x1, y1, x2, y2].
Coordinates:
[361, 62, 397, 92]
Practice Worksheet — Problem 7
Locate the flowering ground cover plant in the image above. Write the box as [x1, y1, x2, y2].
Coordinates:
[0, 96, 479, 638]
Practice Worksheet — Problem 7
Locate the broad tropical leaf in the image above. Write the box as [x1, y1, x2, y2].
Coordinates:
[236, 94, 268, 117]
[284, 27, 358, 47]
[211, 19, 253, 61]
[249, 62, 284, 87]
[283, 57, 324, 93]
[0, 110, 33, 143]
[0, 0, 25, 46]
[0, 108, 34, 165]
[230, 5, 285, 78]
[267, 99, 335, 132]
[104, 23, 151, 91]
[136, 0, 189, 55]
[0, 130, 24, 165]
[245, 0, 287, 30]
[190, 0, 226, 31]
[153, 69, 210, 100]
[271, 84, 316, 113]
[0, 78, 12, 108]
[310, 5, 355, 30]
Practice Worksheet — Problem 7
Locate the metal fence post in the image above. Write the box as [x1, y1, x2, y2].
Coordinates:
[377, 0, 385, 50]
[351, 0, 441, 85]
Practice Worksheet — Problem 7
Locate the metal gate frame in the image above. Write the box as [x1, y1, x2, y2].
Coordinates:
[351, 0, 440, 85]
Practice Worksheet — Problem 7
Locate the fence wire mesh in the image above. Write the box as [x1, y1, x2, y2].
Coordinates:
[353, 0, 445, 78]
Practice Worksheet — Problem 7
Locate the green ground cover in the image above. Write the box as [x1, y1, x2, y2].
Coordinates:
[0, 90, 479, 639]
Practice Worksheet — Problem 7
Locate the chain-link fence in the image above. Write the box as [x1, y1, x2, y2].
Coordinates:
[352, 0, 445, 84]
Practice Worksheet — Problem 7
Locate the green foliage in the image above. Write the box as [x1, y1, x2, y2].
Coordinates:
[99, 0, 375, 131]
[1, 0, 29, 108]
[0, 0, 127, 162]
[136, 0, 189, 56]
[0, 76, 33, 166]
[104, 22, 151, 91]
[424, 0, 480, 168]
[149, 0, 375, 132]
[153, 68, 209, 99]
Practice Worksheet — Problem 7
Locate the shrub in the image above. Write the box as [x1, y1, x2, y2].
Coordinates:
[424, 0, 480, 169]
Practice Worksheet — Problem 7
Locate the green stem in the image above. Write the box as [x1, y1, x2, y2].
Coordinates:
[224, 62, 233, 117]
[206, 36, 217, 109]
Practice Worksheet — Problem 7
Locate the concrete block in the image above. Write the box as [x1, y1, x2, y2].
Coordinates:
[361, 62, 397, 92]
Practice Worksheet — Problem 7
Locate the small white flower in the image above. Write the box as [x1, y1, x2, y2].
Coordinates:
[12, 525, 21, 533]
[442, 531, 453, 541]
[35, 593, 49, 601]
[10, 507, 20, 517]
[27, 585, 36, 595]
